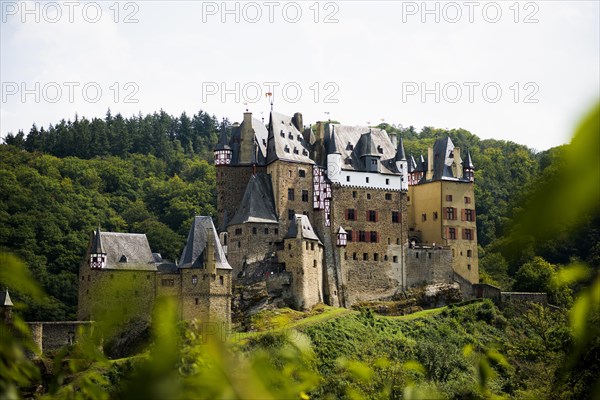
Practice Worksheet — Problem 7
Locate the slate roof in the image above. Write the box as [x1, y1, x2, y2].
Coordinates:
[230, 117, 268, 164]
[179, 216, 232, 270]
[157, 263, 178, 274]
[267, 111, 314, 164]
[215, 121, 231, 151]
[325, 124, 398, 174]
[395, 136, 407, 161]
[284, 214, 322, 244]
[91, 226, 105, 254]
[93, 231, 156, 271]
[1, 288, 13, 306]
[229, 173, 278, 225]
[463, 150, 474, 169]
[408, 154, 417, 173]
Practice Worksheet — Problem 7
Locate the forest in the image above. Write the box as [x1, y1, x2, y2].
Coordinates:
[1, 108, 598, 320]
[0, 105, 598, 398]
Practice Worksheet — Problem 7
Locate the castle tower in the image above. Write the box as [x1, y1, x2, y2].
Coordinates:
[360, 130, 381, 173]
[90, 227, 107, 269]
[277, 215, 324, 310]
[395, 136, 409, 192]
[463, 150, 475, 182]
[327, 126, 342, 184]
[214, 120, 232, 166]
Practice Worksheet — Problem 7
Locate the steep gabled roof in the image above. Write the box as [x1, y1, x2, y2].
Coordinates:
[228, 173, 278, 225]
[266, 111, 314, 164]
[214, 121, 231, 151]
[408, 154, 417, 173]
[229, 117, 268, 164]
[179, 216, 231, 270]
[93, 231, 156, 271]
[91, 226, 105, 254]
[284, 214, 322, 244]
[326, 124, 397, 174]
[432, 137, 457, 180]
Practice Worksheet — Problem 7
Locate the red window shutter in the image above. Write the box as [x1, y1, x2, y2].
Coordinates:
[443, 208, 448, 220]
[462, 229, 466, 240]
[445, 226, 449, 238]
[454, 208, 458, 220]
[461, 209, 466, 221]
[375, 211, 378, 222]
[472, 209, 476, 219]
[366, 232, 370, 243]
[376, 231, 380, 243]
[353, 231, 358, 241]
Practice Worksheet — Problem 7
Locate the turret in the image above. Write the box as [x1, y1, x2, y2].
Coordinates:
[90, 227, 106, 269]
[408, 154, 418, 185]
[336, 226, 348, 247]
[327, 125, 342, 183]
[463, 150, 475, 182]
[395, 136, 408, 191]
[214, 120, 232, 166]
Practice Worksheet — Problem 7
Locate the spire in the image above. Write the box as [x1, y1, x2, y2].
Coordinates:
[215, 119, 231, 151]
[328, 125, 340, 154]
[463, 149, 474, 170]
[360, 130, 379, 158]
[408, 154, 417, 173]
[91, 226, 105, 254]
[395, 135, 407, 161]
[1, 288, 13, 307]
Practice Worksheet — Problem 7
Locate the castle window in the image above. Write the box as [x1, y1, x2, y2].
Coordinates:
[346, 230, 353, 242]
[280, 131, 285, 137]
[288, 170, 293, 177]
[293, 147, 299, 154]
[299, 169, 306, 177]
[346, 208, 356, 221]
[284, 146, 290, 153]
[384, 255, 388, 261]
[195, 298, 199, 305]
[445, 207, 457, 220]
[416, 252, 419, 259]
[235, 228, 242, 235]
[288, 244, 292, 250]
[433, 212, 438, 220]
[367, 193, 371, 199]
[288, 132, 294, 139]
[385, 193, 392, 200]
[297, 134, 302, 141]
[407, 196, 410, 202]
[366, 177, 370, 183]
[220, 276, 224, 285]
[446, 195, 453, 202]
[192, 275, 198, 285]
[468, 264, 472, 271]
[386, 179, 390, 185]
[370, 231, 378, 242]
[345, 158, 352, 165]
[448, 228, 457, 240]
[359, 231, 366, 242]
[161, 279, 174, 287]
[264, 228, 269, 234]
[422, 213, 427, 222]
[463, 229, 473, 240]
[346, 176, 350, 182]
[347, 143, 354, 150]
[119, 255, 128, 263]
[371, 159, 377, 166]
[353, 253, 357, 260]
[465, 209, 475, 222]
[397, 238, 400, 244]
[464, 196, 471, 204]
[393, 256, 398, 263]
[392, 211, 400, 223]
[377, 146, 384, 154]
[313, 260, 317, 268]
[252, 227, 257, 235]
[310, 242, 315, 250]
[428, 253, 432, 259]
[274, 228, 279, 235]
[238, 242, 241, 248]
[82, 275, 85, 281]
[344, 252, 348, 260]
[303, 149, 309, 156]
[363, 253, 368, 261]
[306, 242, 309, 250]
[288, 209, 295, 220]
[368, 210, 378, 222]
[302, 190, 309, 202]
[467, 249, 472, 258]
[374, 253, 379, 261]
[288, 189, 295, 201]
[352, 191, 357, 198]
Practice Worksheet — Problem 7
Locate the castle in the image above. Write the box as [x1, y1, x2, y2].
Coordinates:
[77, 110, 478, 325]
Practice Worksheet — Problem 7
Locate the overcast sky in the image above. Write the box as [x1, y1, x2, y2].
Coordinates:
[1, 1, 598, 150]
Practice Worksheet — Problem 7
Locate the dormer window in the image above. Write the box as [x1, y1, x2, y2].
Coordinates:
[337, 228, 348, 247]
[347, 143, 354, 150]
[377, 146, 384, 154]
[288, 132, 294, 139]
[119, 255, 128, 263]
[293, 147, 299, 154]
[345, 157, 352, 165]
[284, 145, 290, 153]
[302, 149, 308, 156]
[280, 131, 285, 137]
[297, 134, 302, 141]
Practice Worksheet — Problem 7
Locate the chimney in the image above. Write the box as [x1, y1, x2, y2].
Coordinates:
[292, 112, 303, 132]
[427, 146, 434, 180]
[453, 147, 463, 178]
[314, 121, 325, 165]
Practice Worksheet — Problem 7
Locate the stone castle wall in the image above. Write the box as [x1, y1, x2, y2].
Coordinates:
[406, 247, 453, 287]
[278, 237, 323, 310]
[27, 321, 94, 353]
[226, 222, 280, 277]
